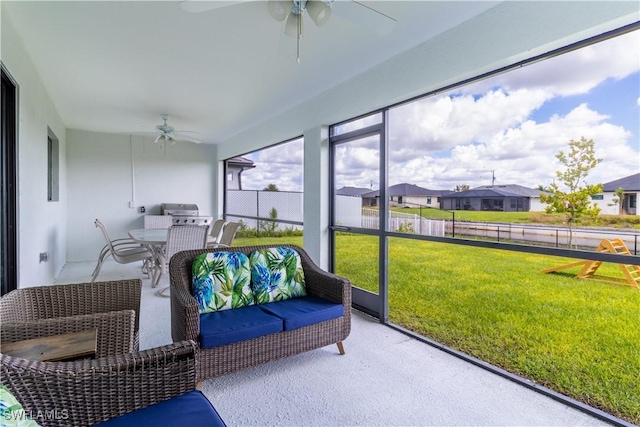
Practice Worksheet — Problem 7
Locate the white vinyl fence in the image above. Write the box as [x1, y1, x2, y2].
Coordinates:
[227, 192, 444, 236]
[361, 208, 445, 236]
[335, 195, 444, 236]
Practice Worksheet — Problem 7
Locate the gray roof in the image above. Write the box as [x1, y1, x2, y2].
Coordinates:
[443, 185, 542, 199]
[227, 156, 255, 169]
[336, 186, 372, 197]
[602, 173, 640, 192]
[363, 183, 452, 198]
[472, 185, 543, 197]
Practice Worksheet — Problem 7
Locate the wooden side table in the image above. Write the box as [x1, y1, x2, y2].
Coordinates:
[1, 329, 98, 362]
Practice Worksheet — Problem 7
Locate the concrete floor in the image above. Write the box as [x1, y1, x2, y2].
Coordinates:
[55, 260, 615, 427]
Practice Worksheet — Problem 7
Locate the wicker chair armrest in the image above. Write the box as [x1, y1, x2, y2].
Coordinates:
[1, 310, 136, 357]
[1, 340, 197, 427]
[169, 280, 201, 343]
[294, 246, 351, 306]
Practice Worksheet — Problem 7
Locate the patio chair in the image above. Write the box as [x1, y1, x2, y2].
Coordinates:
[206, 219, 227, 247]
[210, 221, 240, 248]
[0, 279, 142, 356]
[144, 214, 173, 229]
[1, 340, 225, 426]
[155, 225, 209, 294]
[92, 219, 153, 282]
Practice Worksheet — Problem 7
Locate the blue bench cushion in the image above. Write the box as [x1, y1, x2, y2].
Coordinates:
[95, 390, 225, 426]
[258, 296, 344, 331]
[200, 305, 283, 349]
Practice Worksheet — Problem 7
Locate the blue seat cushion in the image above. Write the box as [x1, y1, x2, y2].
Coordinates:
[95, 390, 225, 426]
[258, 296, 344, 331]
[199, 305, 283, 349]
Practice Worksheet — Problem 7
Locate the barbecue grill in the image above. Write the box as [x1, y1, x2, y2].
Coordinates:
[160, 203, 199, 216]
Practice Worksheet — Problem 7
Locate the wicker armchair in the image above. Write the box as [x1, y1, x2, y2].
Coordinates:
[169, 244, 351, 381]
[0, 341, 203, 426]
[0, 279, 142, 357]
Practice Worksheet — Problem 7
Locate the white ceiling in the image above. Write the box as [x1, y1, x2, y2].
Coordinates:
[3, 1, 639, 151]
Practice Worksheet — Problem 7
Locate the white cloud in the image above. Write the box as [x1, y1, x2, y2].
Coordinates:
[240, 138, 304, 191]
[466, 30, 640, 97]
[241, 31, 640, 195]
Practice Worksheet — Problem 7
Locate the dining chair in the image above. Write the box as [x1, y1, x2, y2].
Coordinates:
[92, 219, 153, 282]
[206, 219, 227, 247]
[155, 225, 209, 295]
[210, 221, 240, 248]
[144, 214, 173, 229]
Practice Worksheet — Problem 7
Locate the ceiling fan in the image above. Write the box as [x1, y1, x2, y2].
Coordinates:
[148, 114, 201, 144]
[180, 0, 396, 61]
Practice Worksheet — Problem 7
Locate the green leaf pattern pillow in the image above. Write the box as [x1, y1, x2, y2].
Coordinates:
[250, 247, 306, 304]
[0, 385, 41, 426]
[192, 252, 254, 314]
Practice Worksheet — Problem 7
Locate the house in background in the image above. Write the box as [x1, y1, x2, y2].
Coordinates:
[440, 184, 544, 212]
[336, 186, 373, 197]
[226, 156, 256, 190]
[592, 173, 640, 215]
[361, 183, 452, 209]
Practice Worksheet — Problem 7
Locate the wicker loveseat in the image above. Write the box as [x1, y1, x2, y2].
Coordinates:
[0, 341, 225, 426]
[169, 244, 351, 381]
[0, 279, 142, 357]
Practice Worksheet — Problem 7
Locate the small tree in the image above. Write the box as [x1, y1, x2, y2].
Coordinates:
[263, 183, 279, 192]
[454, 184, 470, 192]
[259, 207, 279, 235]
[539, 137, 603, 248]
[610, 187, 626, 215]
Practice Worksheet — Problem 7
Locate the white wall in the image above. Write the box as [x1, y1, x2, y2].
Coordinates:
[66, 130, 217, 262]
[1, 10, 68, 286]
[530, 197, 546, 212]
[592, 192, 628, 216]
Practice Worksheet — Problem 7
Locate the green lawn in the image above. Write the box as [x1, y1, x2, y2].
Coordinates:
[234, 234, 640, 423]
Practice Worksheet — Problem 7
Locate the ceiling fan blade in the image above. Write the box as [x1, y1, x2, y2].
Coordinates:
[180, 0, 251, 14]
[173, 133, 203, 144]
[333, 0, 396, 36]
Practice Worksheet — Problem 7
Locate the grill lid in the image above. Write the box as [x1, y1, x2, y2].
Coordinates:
[160, 203, 199, 215]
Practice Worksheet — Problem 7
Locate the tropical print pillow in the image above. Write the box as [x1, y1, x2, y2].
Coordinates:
[192, 251, 254, 314]
[249, 247, 306, 304]
[0, 385, 41, 427]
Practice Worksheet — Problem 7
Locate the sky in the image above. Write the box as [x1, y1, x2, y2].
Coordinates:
[240, 30, 639, 193]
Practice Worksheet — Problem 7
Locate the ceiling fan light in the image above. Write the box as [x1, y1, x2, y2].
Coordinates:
[268, 0, 291, 21]
[284, 12, 303, 38]
[306, 0, 331, 26]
